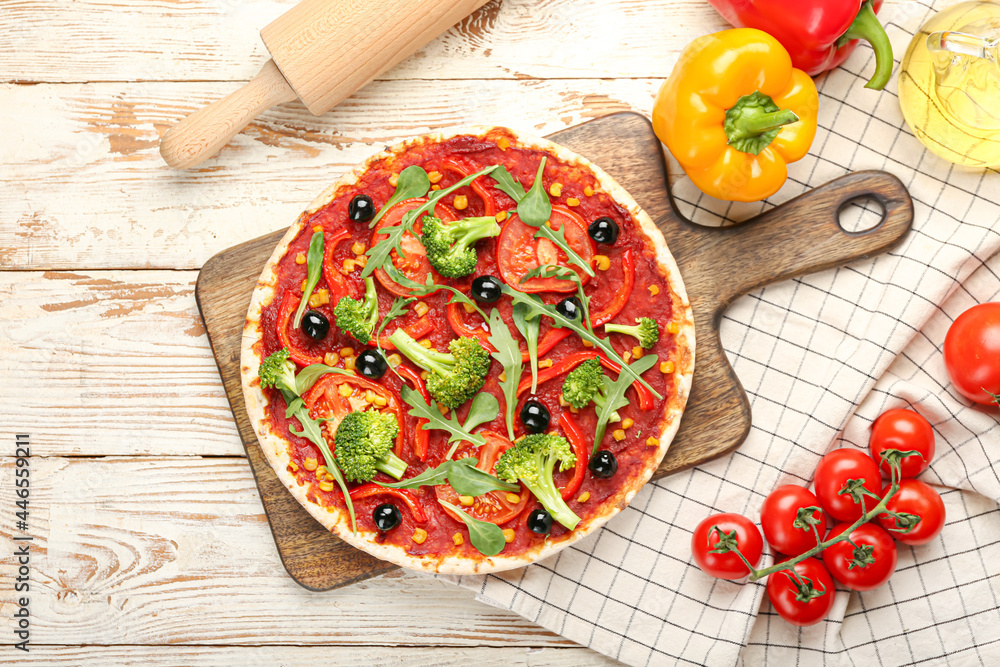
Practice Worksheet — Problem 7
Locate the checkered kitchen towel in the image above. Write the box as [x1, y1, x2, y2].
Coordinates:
[442, 2, 1000, 664]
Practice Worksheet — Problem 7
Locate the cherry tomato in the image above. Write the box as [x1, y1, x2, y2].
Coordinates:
[878, 479, 946, 546]
[691, 513, 763, 580]
[496, 206, 594, 293]
[822, 522, 897, 591]
[302, 373, 405, 458]
[943, 302, 1000, 406]
[869, 409, 934, 478]
[760, 485, 825, 557]
[813, 449, 883, 523]
[766, 557, 836, 627]
[371, 198, 456, 296]
[435, 432, 530, 525]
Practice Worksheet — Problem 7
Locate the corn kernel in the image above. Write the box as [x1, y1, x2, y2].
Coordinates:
[351, 241, 366, 255]
[339, 347, 354, 358]
[582, 340, 594, 348]
[428, 170, 443, 184]
[549, 182, 562, 197]
[389, 173, 398, 186]
[419, 339, 433, 348]
[667, 322, 679, 334]
[338, 384, 353, 398]
[300, 279, 307, 291]
[613, 429, 626, 441]
[453, 532, 464, 546]
[648, 285, 660, 296]
[344, 356, 357, 371]
[623, 351, 632, 362]
[437, 402, 449, 417]
[594, 255, 610, 271]
[387, 354, 402, 367]
[495, 210, 507, 222]
[499, 372, 507, 383]
[341, 258, 356, 274]
[453, 194, 468, 210]
[287, 462, 299, 473]
[646, 436, 659, 447]
[373, 395, 387, 407]
[303, 458, 318, 472]
[420, 370, 429, 380]
[355, 254, 368, 268]
[584, 185, 594, 197]
[295, 252, 306, 265]
[324, 352, 339, 366]
[503, 529, 515, 544]
[365, 390, 376, 404]
[577, 491, 591, 503]
[632, 346, 644, 359]
[505, 493, 521, 504]
[309, 289, 330, 308]
[459, 495, 475, 507]
[430, 184, 441, 191]
[570, 407, 578, 414]
[567, 197, 580, 207]
[622, 418, 634, 430]
[412, 528, 427, 544]
[539, 359, 553, 369]
[558, 395, 569, 407]
[313, 225, 322, 233]
[463, 302, 476, 314]
[318, 481, 335, 492]
[515, 435, 526, 443]
[414, 301, 429, 317]
[660, 361, 674, 374]
[498, 137, 510, 150]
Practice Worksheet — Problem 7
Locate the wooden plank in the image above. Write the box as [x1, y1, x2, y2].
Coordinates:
[0, 78, 662, 271]
[0, 0, 723, 83]
[0, 456, 578, 648]
[0, 270, 242, 457]
[0, 646, 619, 666]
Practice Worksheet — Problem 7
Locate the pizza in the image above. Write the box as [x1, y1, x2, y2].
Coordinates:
[240, 127, 694, 574]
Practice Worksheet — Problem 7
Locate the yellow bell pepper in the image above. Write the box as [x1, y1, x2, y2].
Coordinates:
[652, 28, 818, 202]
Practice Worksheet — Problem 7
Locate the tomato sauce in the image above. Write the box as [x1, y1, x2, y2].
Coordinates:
[260, 129, 683, 560]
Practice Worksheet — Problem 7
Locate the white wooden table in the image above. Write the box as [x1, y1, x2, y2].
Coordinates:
[0, 1, 908, 663]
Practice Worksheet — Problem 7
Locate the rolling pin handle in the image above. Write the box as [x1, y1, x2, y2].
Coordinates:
[159, 59, 297, 169]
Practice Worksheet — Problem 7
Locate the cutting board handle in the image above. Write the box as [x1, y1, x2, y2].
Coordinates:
[683, 170, 914, 312]
[159, 59, 297, 169]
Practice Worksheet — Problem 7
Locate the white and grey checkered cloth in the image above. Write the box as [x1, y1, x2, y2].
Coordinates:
[442, 2, 1000, 664]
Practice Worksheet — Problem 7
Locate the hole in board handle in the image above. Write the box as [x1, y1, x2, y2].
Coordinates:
[837, 195, 886, 235]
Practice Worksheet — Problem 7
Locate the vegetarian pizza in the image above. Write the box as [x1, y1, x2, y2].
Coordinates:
[240, 127, 694, 574]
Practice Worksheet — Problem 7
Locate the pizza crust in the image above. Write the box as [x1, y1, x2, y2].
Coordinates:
[240, 126, 695, 575]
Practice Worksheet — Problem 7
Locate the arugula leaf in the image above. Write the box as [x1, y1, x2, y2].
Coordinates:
[294, 364, 351, 395]
[487, 308, 522, 441]
[512, 301, 542, 394]
[524, 264, 593, 333]
[490, 165, 526, 202]
[361, 223, 408, 279]
[592, 355, 658, 455]
[378, 462, 452, 490]
[438, 500, 506, 557]
[401, 385, 487, 447]
[285, 396, 304, 418]
[400, 165, 500, 229]
[379, 458, 518, 496]
[463, 393, 501, 433]
[517, 157, 552, 227]
[368, 165, 430, 229]
[293, 231, 325, 328]
[500, 285, 662, 399]
[534, 223, 596, 278]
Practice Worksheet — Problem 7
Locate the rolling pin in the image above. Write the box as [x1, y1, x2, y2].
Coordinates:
[160, 0, 490, 169]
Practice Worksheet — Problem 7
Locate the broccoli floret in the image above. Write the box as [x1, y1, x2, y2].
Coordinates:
[259, 348, 298, 394]
[387, 329, 490, 408]
[420, 215, 501, 278]
[333, 411, 407, 482]
[333, 276, 379, 342]
[495, 433, 580, 530]
[604, 317, 659, 349]
[561, 358, 620, 423]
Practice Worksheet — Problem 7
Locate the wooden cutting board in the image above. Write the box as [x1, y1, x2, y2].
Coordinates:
[196, 112, 913, 591]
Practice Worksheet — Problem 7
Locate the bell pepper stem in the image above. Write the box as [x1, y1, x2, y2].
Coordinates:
[738, 109, 800, 137]
[841, 0, 894, 90]
[724, 92, 799, 155]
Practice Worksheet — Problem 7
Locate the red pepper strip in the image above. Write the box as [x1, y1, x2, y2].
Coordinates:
[377, 315, 434, 350]
[440, 157, 497, 216]
[557, 413, 589, 501]
[516, 350, 655, 410]
[394, 364, 431, 461]
[321, 227, 358, 300]
[446, 302, 571, 362]
[589, 248, 635, 327]
[349, 483, 427, 523]
[277, 290, 325, 367]
[706, 0, 891, 89]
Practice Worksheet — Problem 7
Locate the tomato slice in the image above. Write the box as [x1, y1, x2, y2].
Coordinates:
[349, 483, 427, 523]
[515, 350, 656, 410]
[496, 206, 594, 293]
[557, 413, 588, 500]
[372, 198, 456, 296]
[321, 227, 359, 300]
[394, 364, 431, 461]
[436, 157, 497, 217]
[445, 302, 572, 362]
[277, 290, 330, 367]
[302, 373, 406, 458]
[434, 432, 530, 525]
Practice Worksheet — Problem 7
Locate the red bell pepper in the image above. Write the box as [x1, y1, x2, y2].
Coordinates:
[394, 363, 431, 462]
[706, 0, 893, 90]
[348, 483, 427, 523]
[557, 413, 589, 500]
